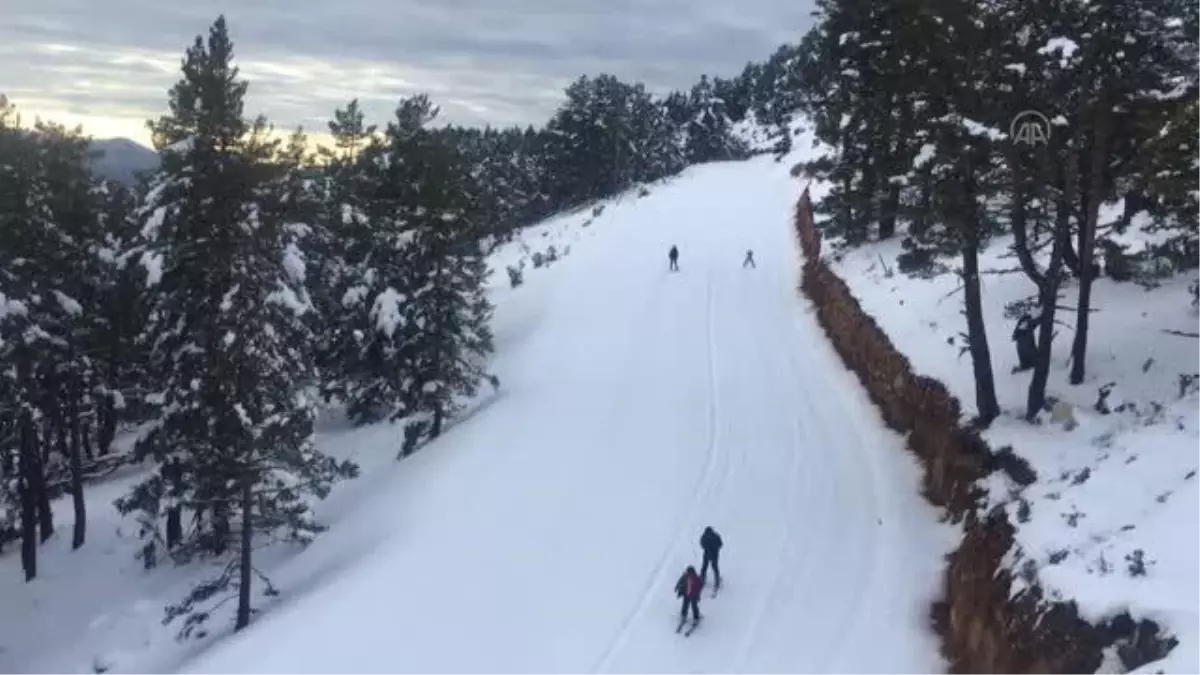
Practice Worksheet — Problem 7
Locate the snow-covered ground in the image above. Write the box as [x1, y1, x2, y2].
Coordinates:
[1, 149, 958, 673]
[830, 222, 1199, 672]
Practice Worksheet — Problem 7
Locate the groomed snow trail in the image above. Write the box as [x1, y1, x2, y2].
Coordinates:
[183, 156, 953, 674]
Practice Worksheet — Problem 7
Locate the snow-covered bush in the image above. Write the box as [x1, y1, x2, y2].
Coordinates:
[507, 264, 524, 288]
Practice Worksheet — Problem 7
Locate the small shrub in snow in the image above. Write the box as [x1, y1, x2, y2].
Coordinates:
[531, 251, 545, 268]
[592, 204, 605, 217]
[1099, 238, 1135, 282]
[401, 420, 427, 457]
[895, 238, 948, 278]
[1017, 558, 1038, 586]
[1063, 507, 1084, 528]
[507, 265, 524, 288]
[1015, 498, 1032, 523]
[1125, 549, 1149, 577]
[1128, 244, 1186, 288]
[545, 245, 558, 263]
[1095, 382, 1118, 414]
[637, 186, 650, 197]
[1178, 373, 1199, 398]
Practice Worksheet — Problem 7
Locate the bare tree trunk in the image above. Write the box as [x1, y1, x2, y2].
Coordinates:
[963, 244, 1001, 425]
[858, 146, 878, 242]
[165, 457, 183, 549]
[1026, 193, 1073, 419]
[911, 172, 933, 239]
[68, 341, 86, 550]
[97, 396, 115, 458]
[17, 351, 38, 581]
[82, 414, 94, 461]
[1070, 103, 1112, 385]
[958, 155, 1001, 425]
[235, 478, 253, 631]
[1027, 156, 1075, 417]
[879, 93, 910, 240]
[1007, 144, 1045, 287]
[431, 404, 444, 439]
[34, 428, 53, 543]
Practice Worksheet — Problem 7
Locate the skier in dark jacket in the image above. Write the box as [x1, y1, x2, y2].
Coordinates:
[675, 565, 702, 627]
[668, 245, 679, 271]
[699, 526, 723, 589]
[743, 249, 756, 269]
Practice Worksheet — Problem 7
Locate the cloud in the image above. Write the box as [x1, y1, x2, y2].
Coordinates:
[2, 0, 816, 145]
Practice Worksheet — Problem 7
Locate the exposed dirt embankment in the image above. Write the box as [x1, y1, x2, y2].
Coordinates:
[790, 187, 1174, 673]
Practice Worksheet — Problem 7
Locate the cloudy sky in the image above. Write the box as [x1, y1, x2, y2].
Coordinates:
[3, 0, 815, 147]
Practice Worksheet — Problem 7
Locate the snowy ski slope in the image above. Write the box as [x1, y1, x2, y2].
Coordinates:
[180, 154, 955, 673]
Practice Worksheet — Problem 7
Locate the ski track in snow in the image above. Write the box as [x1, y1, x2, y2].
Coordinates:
[175, 155, 953, 674]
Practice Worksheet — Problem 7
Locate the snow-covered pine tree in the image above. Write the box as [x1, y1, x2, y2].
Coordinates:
[1055, 0, 1199, 383]
[0, 104, 116, 573]
[115, 16, 353, 636]
[684, 74, 746, 164]
[325, 93, 495, 446]
[90, 179, 145, 454]
[310, 100, 382, 418]
[0, 96, 57, 579]
[27, 120, 110, 551]
[318, 97, 430, 427]
[382, 107, 495, 456]
[625, 85, 682, 185]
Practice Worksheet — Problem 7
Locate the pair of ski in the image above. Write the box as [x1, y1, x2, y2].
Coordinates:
[677, 616, 701, 637]
[676, 580, 720, 637]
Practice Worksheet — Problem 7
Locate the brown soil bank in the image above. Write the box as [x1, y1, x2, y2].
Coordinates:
[791, 187, 1177, 673]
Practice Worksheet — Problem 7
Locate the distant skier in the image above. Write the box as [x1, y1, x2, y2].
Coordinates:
[668, 245, 679, 271]
[699, 526, 723, 591]
[675, 565, 703, 631]
[743, 249, 756, 269]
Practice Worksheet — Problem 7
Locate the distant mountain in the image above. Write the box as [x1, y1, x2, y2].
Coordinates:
[88, 137, 160, 185]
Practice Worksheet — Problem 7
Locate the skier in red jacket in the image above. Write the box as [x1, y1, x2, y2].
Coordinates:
[674, 565, 702, 630]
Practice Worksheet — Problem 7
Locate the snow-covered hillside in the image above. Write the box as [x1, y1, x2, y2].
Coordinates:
[2, 145, 958, 673]
[829, 211, 1199, 673]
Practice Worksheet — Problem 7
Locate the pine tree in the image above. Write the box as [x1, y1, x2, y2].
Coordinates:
[0, 100, 114, 572]
[0, 96, 55, 580]
[1060, 0, 1199, 384]
[388, 119, 496, 455]
[685, 75, 746, 163]
[311, 99, 379, 411]
[29, 120, 106, 551]
[116, 16, 353, 636]
[91, 180, 145, 453]
[320, 96, 433, 426]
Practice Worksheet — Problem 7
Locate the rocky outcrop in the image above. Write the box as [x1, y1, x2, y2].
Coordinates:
[790, 186, 1175, 673]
